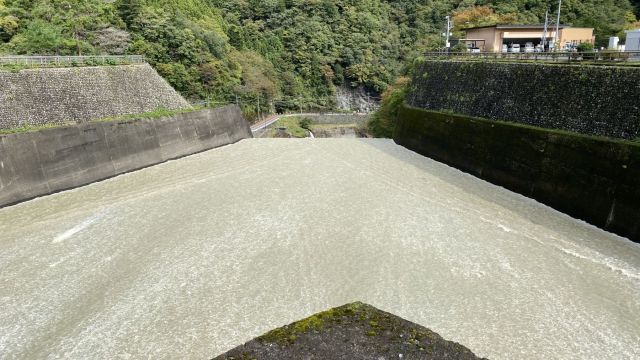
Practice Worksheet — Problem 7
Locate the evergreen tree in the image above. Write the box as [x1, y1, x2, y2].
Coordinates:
[117, 0, 143, 30]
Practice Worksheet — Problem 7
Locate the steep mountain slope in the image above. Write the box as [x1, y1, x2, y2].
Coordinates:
[1, 0, 638, 117]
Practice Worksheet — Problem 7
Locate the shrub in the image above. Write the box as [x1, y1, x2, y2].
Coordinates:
[367, 77, 410, 138]
[451, 42, 468, 53]
[578, 43, 596, 60]
[577, 43, 595, 52]
[299, 117, 312, 130]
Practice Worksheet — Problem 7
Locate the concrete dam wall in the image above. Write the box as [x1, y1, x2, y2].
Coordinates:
[0, 64, 190, 129]
[0, 105, 252, 207]
[394, 105, 640, 242]
[407, 61, 640, 140]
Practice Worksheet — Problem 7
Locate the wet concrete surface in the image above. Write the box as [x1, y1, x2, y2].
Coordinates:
[1, 139, 639, 359]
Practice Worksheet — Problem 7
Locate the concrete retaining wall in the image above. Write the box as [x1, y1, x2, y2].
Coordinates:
[394, 105, 640, 242]
[408, 61, 640, 140]
[305, 114, 370, 126]
[0, 64, 190, 129]
[0, 105, 252, 207]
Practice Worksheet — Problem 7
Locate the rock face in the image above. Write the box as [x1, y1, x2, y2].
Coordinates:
[335, 86, 378, 113]
[0, 64, 190, 129]
[408, 61, 640, 140]
[213, 302, 485, 360]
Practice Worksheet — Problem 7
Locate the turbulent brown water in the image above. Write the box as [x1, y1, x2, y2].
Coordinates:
[1, 139, 639, 359]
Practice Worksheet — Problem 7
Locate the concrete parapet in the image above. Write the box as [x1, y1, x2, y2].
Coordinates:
[0, 105, 251, 207]
[394, 105, 640, 242]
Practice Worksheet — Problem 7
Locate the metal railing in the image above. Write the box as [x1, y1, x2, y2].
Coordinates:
[422, 51, 640, 64]
[0, 55, 146, 65]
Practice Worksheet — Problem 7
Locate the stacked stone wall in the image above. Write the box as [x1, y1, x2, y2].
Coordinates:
[0, 64, 190, 129]
[408, 61, 640, 140]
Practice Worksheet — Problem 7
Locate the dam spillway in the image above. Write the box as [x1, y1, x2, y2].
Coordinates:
[1, 138, 639, 359]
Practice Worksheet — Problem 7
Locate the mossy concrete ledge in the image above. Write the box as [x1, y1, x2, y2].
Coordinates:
[393, 105, 640, 242]
[0, 105, 252, 208]
[213, 302, 485, 360]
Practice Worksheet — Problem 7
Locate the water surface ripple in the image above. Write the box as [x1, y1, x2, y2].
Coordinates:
[1, 139, 639, 359]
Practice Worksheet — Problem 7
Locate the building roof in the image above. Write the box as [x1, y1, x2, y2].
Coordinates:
[463, 24, 571, 31]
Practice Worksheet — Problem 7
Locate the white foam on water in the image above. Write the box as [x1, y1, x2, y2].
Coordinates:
[559, 246, 640, 281]
[52, 212, 104, 244]
[2, 139, 638, 359]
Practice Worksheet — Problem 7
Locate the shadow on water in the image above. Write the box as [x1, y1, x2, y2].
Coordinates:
[353, 138, 640, 263]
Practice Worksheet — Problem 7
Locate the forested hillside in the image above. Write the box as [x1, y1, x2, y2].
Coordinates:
[1, 0, 639, 117]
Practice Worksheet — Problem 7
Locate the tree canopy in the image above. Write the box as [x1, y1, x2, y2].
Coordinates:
[1, 0, 638, 116]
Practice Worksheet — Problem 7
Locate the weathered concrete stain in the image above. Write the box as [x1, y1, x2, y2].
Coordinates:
[393, 106, 640, 242]
[0, 105, 252, 207]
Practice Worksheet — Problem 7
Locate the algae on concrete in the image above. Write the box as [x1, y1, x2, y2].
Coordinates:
[213, 302, 485, 360]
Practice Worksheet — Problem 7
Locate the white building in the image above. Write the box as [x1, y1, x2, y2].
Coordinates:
[626, 30, 640, 51]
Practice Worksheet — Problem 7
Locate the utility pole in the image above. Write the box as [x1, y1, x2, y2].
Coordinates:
[553, 0, 562, 51]
[542, 10, 549, 50]
[444, 16, 454, 51]
[257, 93, 261, 122]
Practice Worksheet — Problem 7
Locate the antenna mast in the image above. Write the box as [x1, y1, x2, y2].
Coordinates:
[542, 10, 549, 50]
[553, 0, 562, 51]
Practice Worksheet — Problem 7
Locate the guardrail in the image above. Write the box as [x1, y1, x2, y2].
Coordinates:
[423, 51, 640, 64]
[0, 55, 145, 65]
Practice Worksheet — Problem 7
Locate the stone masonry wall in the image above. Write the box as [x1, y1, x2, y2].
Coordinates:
[0, 64, 190, 129]
[407, 61, 640, 140]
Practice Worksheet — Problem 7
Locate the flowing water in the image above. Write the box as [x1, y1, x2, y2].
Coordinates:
[1, 139, 639, 359]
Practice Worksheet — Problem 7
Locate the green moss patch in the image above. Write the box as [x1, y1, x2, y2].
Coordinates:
[214, 302, 485, 360]
[0, 107, 200, 135]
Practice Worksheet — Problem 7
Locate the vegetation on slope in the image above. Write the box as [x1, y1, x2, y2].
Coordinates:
[1, 0, 639, 121]
[367, 76, 410, 138]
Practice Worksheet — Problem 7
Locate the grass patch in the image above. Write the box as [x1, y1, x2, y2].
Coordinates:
[0, 59, 138, 73]
[0, 122, 72, 135]
[309, 123, 358, 130]
[0, 107, 199, 135]
[93, 107, 200, 123]
[266, 116, 311, 138]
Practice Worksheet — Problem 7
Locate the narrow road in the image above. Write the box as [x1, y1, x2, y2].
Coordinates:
[250, 112, 369, 133]
[250, 113, 317, 132]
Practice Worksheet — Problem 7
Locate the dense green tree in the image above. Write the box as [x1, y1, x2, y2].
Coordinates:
[10, 20, 64, 54]
[116, 0, 143, 30]
[1, 0, 637, 118]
